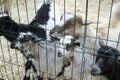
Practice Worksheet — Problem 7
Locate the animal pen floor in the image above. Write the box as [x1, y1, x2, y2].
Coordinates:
[0, 0, 119, 80]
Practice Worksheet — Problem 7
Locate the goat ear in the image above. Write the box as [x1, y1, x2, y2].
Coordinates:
[98, 36, 105, 47]
[4, 7, 9, 15]
[74, 40, 80, 46]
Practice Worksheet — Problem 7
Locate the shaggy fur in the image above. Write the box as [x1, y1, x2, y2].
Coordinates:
[10, 32, 71, 79]
[57, 35, 99, 80]
[91, 39, 120, 80]
[50, 2, 120, 54]
[0, 13, 46, 42]
[29, 1, 60, 40]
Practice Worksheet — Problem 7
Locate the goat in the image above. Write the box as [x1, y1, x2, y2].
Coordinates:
[91, 37, 120, 80]
[56, 35, 100, 80]
[10, 32, 72, 80]
[50, 2, 120, 54]
[0, 0, 61, 42]
[0, 10, 46, 42]
[29, 0, 60, 41]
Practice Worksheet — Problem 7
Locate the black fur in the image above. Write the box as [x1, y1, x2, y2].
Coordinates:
[23, 76, 30, 80]
[0, 15, 46, 42]
[0, 2, 52, 42]
[92, 45, 120, 80]
[29, 3, 50, 26]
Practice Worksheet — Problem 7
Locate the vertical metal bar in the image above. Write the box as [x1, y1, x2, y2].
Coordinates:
[106, 0, 114, 45]
[0, 5, 4, 80]
[62, 0, 66, 79]
[83, 0, 88, 48]
[80, 0, 89, 80]
[24, 0, 29, 23]
[92, 0, 101, 80]
[14, 50, 21, 79]
[71, 0, 77, 80]
[38, 42, 41, 78]
[6, 40, 15, 80]
[15, 0, 21, 23]
[116, 33, 120, 50]
[33, 0, 37, 14]
[53, 0, 57, 79]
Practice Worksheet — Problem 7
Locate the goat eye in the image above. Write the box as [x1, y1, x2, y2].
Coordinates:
[58, 51, 63, 57]
[66, 44, 71, 50]
[117, 60, 120, 63]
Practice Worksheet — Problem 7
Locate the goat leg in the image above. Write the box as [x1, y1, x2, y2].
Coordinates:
[23, 59, 33, 80]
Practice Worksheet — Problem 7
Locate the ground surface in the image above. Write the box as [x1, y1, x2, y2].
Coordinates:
[0, 0, 119, 80]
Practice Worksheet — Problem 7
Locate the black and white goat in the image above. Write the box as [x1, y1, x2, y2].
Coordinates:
[91, 38, 120, 80]
[0, 12, 46, 42]
[0, 0, 60, 42]
[29, 0, 60, 41]
[11, 32, 72, 80]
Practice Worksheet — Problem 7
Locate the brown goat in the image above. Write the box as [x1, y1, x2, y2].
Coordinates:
[50, 2, 120, 54]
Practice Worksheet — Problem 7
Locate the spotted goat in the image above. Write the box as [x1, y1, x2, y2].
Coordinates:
[10, 32, 74, 80]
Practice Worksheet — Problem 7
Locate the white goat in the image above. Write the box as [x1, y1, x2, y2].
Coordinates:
[49, 4, 120, 79]
[57, 35, 100, 80]
[11, 32, 72, 80]
[50, 2, 120, 55]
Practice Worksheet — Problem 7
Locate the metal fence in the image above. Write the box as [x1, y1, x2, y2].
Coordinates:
[0, 0, 120, 80]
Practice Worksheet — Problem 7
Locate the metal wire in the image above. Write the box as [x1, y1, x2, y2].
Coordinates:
[0, 0, 120, 80]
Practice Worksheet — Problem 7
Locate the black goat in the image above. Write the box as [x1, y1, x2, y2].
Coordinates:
[91, 38, 120, 80]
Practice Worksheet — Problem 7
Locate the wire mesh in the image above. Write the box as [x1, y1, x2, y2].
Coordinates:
[0, 0, 120, 80]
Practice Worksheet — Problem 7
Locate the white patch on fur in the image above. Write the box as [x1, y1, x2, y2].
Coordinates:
[26, 70, 30, 77]
[60, 35, 73, 45]
[19, 32, 32, 39]
[0, 13, 8, 17]
[58, 35, 73, 56]
[37, 2, 61, 40]
[14, 41, 21, 49]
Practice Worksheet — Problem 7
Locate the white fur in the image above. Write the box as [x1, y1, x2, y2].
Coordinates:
[12, 35, 66, 79]
[18, 32, 32, 39]
[38, 2, 61, 40]
[50, 3, 120, 80]
[0, 13, 8, 17]
[51, 2, 120, 55]
[57, 35, 96, 80]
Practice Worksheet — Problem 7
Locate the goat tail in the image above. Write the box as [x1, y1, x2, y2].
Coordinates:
[44, 0, 52, 4]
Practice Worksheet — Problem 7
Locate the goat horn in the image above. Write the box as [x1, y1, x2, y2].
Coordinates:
[98, 36, 105, 47]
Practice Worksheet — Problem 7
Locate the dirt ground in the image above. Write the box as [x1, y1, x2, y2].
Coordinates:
[0, 0, 119, 80]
